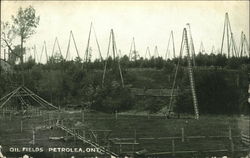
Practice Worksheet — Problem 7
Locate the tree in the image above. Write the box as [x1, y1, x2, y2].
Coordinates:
[11, 6, 40, 64]
[1, 21, 18, 61]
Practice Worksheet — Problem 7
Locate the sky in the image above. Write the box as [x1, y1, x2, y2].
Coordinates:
[1, 1, 249, 62]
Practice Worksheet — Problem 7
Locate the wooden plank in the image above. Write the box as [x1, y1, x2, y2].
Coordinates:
[113, 142, 139, 145]
[56, 123, 118, 157]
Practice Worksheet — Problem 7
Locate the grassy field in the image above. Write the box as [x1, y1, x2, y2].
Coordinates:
[0, 109, 249, 158]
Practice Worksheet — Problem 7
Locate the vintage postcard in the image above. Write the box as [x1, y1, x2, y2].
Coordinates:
[0, 1, 249, 158]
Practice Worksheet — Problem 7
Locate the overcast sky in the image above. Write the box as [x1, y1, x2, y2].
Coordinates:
[1, 1, 249, 62]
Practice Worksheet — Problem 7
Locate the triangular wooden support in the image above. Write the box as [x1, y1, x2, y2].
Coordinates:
[145, 47, 151, 59]
[0, 86, 58, 110]
[102, 29, 124, 88]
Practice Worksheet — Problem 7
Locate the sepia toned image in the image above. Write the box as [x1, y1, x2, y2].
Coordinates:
[0, 1, 249, 158]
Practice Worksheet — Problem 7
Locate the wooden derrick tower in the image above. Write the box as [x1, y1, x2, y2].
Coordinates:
[84, 22, 103, 64]
[153, 46, 159, 58]
[220, 12, 238, 58]
[239, 31, 250, 57]
[102, 29, 124, 88]
[51, 37, 63, 58]
[39, 41, 48, 63]
[65, 30, 80, 61]
[129, 37, 139, 61]
[186, 23, 196, 66]
[167, 28, 199, 120]
[165, 30, 176, 60]
[144, 47, 151, 59]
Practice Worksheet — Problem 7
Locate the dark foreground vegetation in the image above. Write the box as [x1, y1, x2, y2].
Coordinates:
[0, 53, 249, 115]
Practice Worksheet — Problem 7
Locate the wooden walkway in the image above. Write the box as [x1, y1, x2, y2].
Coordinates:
[56, 123, 119, 157]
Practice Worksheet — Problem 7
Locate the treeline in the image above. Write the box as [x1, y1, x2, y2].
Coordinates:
[49, 53, 249, 70]
[0, 53, 249, 114]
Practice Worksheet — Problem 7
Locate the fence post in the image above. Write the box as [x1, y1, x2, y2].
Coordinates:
[181, 128, 185, 142]
[229, 126, 232, 140]
[32, 129, 35, 145]
[230, 139, 234, 157]
[48, 113, 50, 126]
[74, 129, 76, 144]
[115, 110, 118, 120]
[82, 110, 84, 122]
[3, 108, 5, 119]
[134, 129, 137, 143]
[147, 112, 150, 120]
[9, 112, 12, 121]
[82, 130, 85, 144]
[20, 120, 23, 133]
[172, 139, 175, 156]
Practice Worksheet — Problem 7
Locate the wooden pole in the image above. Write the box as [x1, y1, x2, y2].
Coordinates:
[229, 126, 232, 140]
[230, 139, 234, 157]
[134, 129, 137, 143]
[21, 120, 23, 133]
[3, 108, 5, 119]
[32, 129, 35, 145]
[82, 110, 84, 122]
[172, 139, 175, 156]
[82, 130, 85, 144]
[119, 144, 122, 154]
[181, 128, 185, 142]
[74, 129, 76, 144]
[9, 112, 11, 121]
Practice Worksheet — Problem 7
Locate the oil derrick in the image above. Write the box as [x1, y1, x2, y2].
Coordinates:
[167, 28, 199, 120]
[211, 45, 215, 54]
[165, 31, 176, 60]
[65, 30, 80, 61]
[153, 46, 159, 58]
[0, 86, 58, 110]
[199, 41, 205, 53]
[39, 41, 48, 63]
[186, 23, 196, 66]
[239, 31, 250, 57]
[144, 47, 151, 59]
[220, 12, 238, 58]
[129, 37, 138, 61]
[102, 29, 124, 88]
[51, 37, 63, 58]
[84, 22, 103, 64]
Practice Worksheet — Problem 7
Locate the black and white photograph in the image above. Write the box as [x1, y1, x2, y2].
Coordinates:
[0, 1, 249, 158]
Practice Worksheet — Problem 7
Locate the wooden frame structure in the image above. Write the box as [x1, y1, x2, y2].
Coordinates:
[0, 86, 58, 110]
[65, 30, 80, 61]
[39, 41, 48, 63]
[51, 37, 63, 58]
[165, 30, 176, 60]
[166, 27, 199, 120]
[83, 22, 103, 64]
[128, 37, 138, 61]
[102, 29, 124, 88]
[144, 47, 151, 59]
[153, 46, 159, 58]
[220, 12, 238, 58]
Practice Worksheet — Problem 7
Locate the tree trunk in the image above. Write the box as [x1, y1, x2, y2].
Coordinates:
[21, 35, 24, 85]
